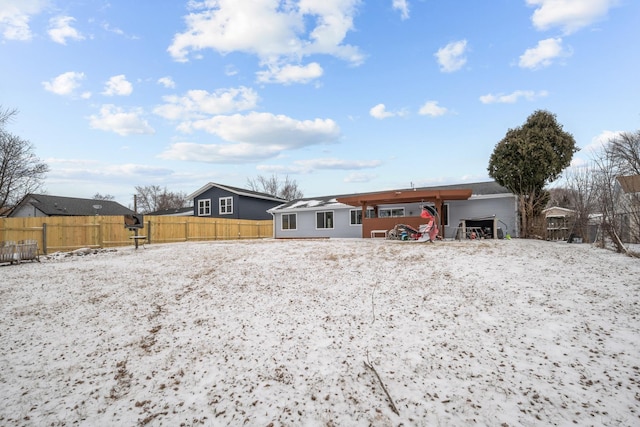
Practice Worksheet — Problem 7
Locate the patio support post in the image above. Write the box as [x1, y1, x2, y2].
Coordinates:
[361, 201, 368, 238]
[435, 198, 444, 238]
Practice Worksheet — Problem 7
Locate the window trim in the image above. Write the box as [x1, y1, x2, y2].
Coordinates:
[197, 199, 211, 216]
[219, 196, 233, 215]
[316, 210, 335, 229]
[281, 213, 297, 230]
[378, 207, 405, 218]
[349, 207, 374, 225]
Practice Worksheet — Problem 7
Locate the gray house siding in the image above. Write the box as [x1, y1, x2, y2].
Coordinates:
[274, 205, 362, 238]
[237, 196, 282, 220]
[445, 195, 517, 238]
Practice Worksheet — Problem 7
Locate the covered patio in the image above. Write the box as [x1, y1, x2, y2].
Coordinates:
[337, 188, 472, 239]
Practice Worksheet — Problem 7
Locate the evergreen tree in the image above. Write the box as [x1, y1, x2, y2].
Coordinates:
[488, 110, 577, 237]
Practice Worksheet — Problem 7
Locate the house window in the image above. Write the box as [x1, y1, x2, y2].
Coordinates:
[350, 208, 375, 225]
[219, 197, 233, 215]
[442, 204, 449, 226]
[379, 208, 405, 218]
[282, 213, 297, 230]
[316, 211, 334, 229]
[198, 199, 211, 216]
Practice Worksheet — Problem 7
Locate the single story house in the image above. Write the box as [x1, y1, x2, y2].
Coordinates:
[268, 181, 518, 239]
[8, 194, 134, 217]
[187, 182, 287, 220]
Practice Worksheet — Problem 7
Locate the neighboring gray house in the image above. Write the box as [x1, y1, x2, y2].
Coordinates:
[187, 183, 286, 220]
[268, 181, 518, 239]
[8, 194, 134, 217]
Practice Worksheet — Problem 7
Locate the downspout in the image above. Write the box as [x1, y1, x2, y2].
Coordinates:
[269, 210, 276, 239]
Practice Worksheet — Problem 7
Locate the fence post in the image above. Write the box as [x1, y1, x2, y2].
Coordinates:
[42, 222, 48, 254]
[98, 218, 103, 248]
[147, 220, 151, 244]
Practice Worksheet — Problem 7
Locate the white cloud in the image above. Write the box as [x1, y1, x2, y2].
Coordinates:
[569, 129, 624, 169]
[102, 75, 133, 96]
[154, 86, 258, 121]
[344, 172, 378, 183]
[569, 157, 588, 168]
[418, 101, 448, 117]
[0, 0, 48, 41]
[479, 90, 549, 104]
[42, 71, 86, 96]
[89, 104, 155, 136]
[256, 62, 323, 84]
[526, 0, 617, 34]
[581, 129, 624, 153]
[47, 159, 172, 179]
[48, 15, 84, 44]
[258, 158, 381, 174]
[519, 37, 567, 69]
[392, 0, 410, 20]
[157, 76, 176, 89]
[160, 112, 340, 163]
[370, 104, 395, 119]
[167, 0, 364, 69]
[159, 141, 277, 163]
[434, 40, 468, 73]
[294, 158, 382, 171]
[186, 112, 339, 144]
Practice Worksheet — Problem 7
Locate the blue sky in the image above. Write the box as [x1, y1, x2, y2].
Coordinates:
[1, 0, 638, 206]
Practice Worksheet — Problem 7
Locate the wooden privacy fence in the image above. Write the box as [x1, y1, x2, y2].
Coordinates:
[0, 216, 273, 254]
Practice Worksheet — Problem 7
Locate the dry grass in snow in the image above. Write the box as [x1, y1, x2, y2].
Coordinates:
[1, 238, 639, 426]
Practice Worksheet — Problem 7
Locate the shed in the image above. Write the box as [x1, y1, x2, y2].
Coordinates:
[542, 206, 576, 241]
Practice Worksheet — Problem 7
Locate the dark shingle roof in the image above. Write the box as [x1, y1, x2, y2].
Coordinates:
[11, 194, 134, 216]
[147, 207, 194, 216]
[417, 181, 511, 195]
[187, 182, 287, 203]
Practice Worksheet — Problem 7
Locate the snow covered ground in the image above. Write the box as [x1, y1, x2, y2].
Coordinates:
[1, 238, 639, 426]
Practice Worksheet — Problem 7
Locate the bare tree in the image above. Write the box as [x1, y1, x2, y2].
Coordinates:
[93, 193, 115, 201]
[592, 152, 627, 251]
[563, 165, 599, 242]
[134, 185, 187, 213]
[0, 108, 49, 212]
[608, 130, 640, 176]
[246, 174, 303, 201]
[1, 106, 18, 125]
[607, 131, 640, 246]
[547, 187, 573, 209]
